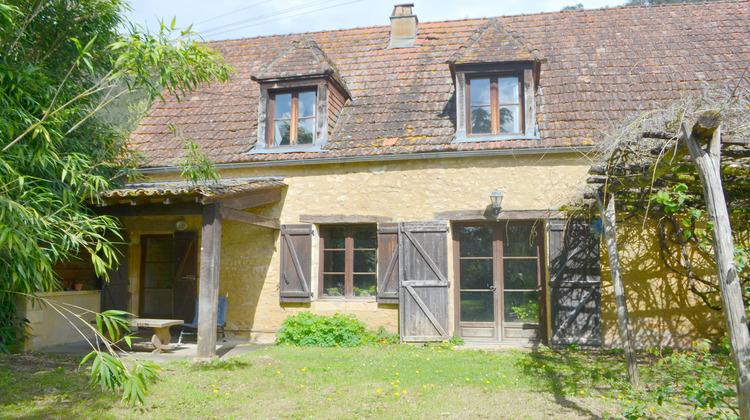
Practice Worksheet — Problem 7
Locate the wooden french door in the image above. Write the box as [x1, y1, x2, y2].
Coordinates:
[453, 222, 544, 343]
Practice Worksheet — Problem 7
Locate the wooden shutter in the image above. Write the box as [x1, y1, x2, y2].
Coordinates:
[399, 221, 450, 342]
[548, 219, 602, 347]
[377, 223, 399, 304]
[102, 238, 130, 312]
[279, 224, 313, 303]
[173, 231, 198, 322]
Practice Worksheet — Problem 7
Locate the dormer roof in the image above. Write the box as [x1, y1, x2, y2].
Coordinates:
[251, 37, 349, 94]
[448, 18, 539, 65]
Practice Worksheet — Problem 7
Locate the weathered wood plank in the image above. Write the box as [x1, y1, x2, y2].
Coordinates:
[95, 202, 203, 217]
[434, 209, 562, 221]
[299, 214, 392, 224]
[221, 206, 280, 229]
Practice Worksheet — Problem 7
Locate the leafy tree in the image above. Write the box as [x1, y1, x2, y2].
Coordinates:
[0, 0, 232, 403]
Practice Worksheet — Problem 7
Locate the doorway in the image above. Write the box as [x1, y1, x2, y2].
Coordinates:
[453, 222, 544, 343]
[139, 232, 198, 320]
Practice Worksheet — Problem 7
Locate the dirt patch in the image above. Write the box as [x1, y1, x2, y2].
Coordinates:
[0, 353, 80, 373]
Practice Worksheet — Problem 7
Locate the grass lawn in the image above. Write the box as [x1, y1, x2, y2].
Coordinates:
[0, 343, 735, 419]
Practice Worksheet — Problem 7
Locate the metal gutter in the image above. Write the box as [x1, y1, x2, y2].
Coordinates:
[137, 146, 596, 175]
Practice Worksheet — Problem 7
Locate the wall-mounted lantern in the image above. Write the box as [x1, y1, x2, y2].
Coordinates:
[490, 189, 504, 215]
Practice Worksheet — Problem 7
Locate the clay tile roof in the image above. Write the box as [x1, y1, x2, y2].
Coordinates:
[101, 177, 286, 200]
[130, 1, 750, 168]
[448, 18, 539, 64]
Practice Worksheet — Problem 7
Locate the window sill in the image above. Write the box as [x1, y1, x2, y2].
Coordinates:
[316, 298, 377, 302]
[242, 143, 324, 155]
[452, 133, 540, 143]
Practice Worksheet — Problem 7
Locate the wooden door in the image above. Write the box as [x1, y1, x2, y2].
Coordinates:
[399, 222, 450, 342]
[139, 235, 175, 318]
[102, 237, 130, 312]
[548, 219, 602, 347]
[173, 231, 198, 322]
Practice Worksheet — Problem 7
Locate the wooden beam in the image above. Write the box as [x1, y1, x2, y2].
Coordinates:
[201, 187, 282, 209]
[433, 209, 562, 221]
[221, 206, 280, 229]
[94, 202, 203, 217]
[595, 192, 639, 387]
[299, 214, 392, 224]
[197, 202, 222, 359]
[684, 113, 750, 418]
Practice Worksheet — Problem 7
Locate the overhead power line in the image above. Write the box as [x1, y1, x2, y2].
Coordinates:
[195, 1, 267, 26]
[198, 0, 365, 38]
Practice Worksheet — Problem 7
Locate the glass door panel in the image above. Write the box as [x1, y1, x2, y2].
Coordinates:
[456, 225, 497, 340]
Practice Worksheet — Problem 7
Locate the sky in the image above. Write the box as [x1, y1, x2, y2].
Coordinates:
[126, 0, 617, 41]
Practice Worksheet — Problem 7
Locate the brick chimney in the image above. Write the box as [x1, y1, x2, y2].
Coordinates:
[388, 3, 418, 49]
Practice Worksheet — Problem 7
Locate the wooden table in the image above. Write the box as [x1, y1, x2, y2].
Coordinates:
[131, 318, 183, 354]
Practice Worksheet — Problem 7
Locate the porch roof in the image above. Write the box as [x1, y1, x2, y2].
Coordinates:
[100, 177, 286, 205]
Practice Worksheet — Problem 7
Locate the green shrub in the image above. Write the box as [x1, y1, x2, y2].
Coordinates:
[276, 312, 375, 347]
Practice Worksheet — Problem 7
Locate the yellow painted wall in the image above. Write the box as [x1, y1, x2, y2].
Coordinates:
[599, 218, 725, 348]
[130, 153, 590, 343]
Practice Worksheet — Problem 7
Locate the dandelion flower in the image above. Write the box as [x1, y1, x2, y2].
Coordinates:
[403, 390, 407, 394]
[377, 389, 381, 393]
[214, 389, 219, 393]
[423, 385, 427, 388]
[225, 392, 229, 395]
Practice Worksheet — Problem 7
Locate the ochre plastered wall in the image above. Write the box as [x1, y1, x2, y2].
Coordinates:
[599, 218, 724, 348]
[130, 153, 593, 343]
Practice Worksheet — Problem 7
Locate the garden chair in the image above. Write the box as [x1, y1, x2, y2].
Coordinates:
[177, 296, 227, 345]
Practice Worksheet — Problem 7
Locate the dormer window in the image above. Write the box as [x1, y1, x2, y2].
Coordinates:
[447, 19, 540, 142]
[249, 37, 350, 153]
[467, 75, 523, 136]
[270, 90, 317, 146]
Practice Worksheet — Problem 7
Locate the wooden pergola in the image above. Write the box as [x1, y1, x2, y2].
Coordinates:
[98, 177, 285, 358]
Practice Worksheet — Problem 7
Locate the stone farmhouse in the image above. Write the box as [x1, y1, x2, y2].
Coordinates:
[77, 2, 750, 357]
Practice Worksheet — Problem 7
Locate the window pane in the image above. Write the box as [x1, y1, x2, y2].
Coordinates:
[353, 226, 376, 249]
[471, 106, 492, 134]
[145, 236, 173, 262]
[323, 227, 346, 249]
[503, 225, 537, 257]
[297, 118, 315, 144]
[503, 259, 538, 290]
[470, 78, 490, 105]
[274, 93, 292, 118]
[459, 226, 492, 257]
[353, 274, 376, 297]
[498, 105, 520, 133]
[504, 291, 538, 323]
[497, 77, 519, 104]
[353, 250, 376, 273]
[323, 250, 346, 272]
[461, 291, 494, 322]
[274, 120, 291, 146]
[144, 263, 173, 288]
[323, 274, 345, 297]
[298, 91, 316, 117]
[460, 259, 493, 290]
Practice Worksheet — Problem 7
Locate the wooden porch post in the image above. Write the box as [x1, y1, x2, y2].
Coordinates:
[197, 202, 222, 358]
[683, 113, 750, 419]
[596, 192, 639, 387]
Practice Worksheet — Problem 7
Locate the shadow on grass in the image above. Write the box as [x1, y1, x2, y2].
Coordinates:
[517, 348, 629, 419]
[0, 353, 123, 418]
